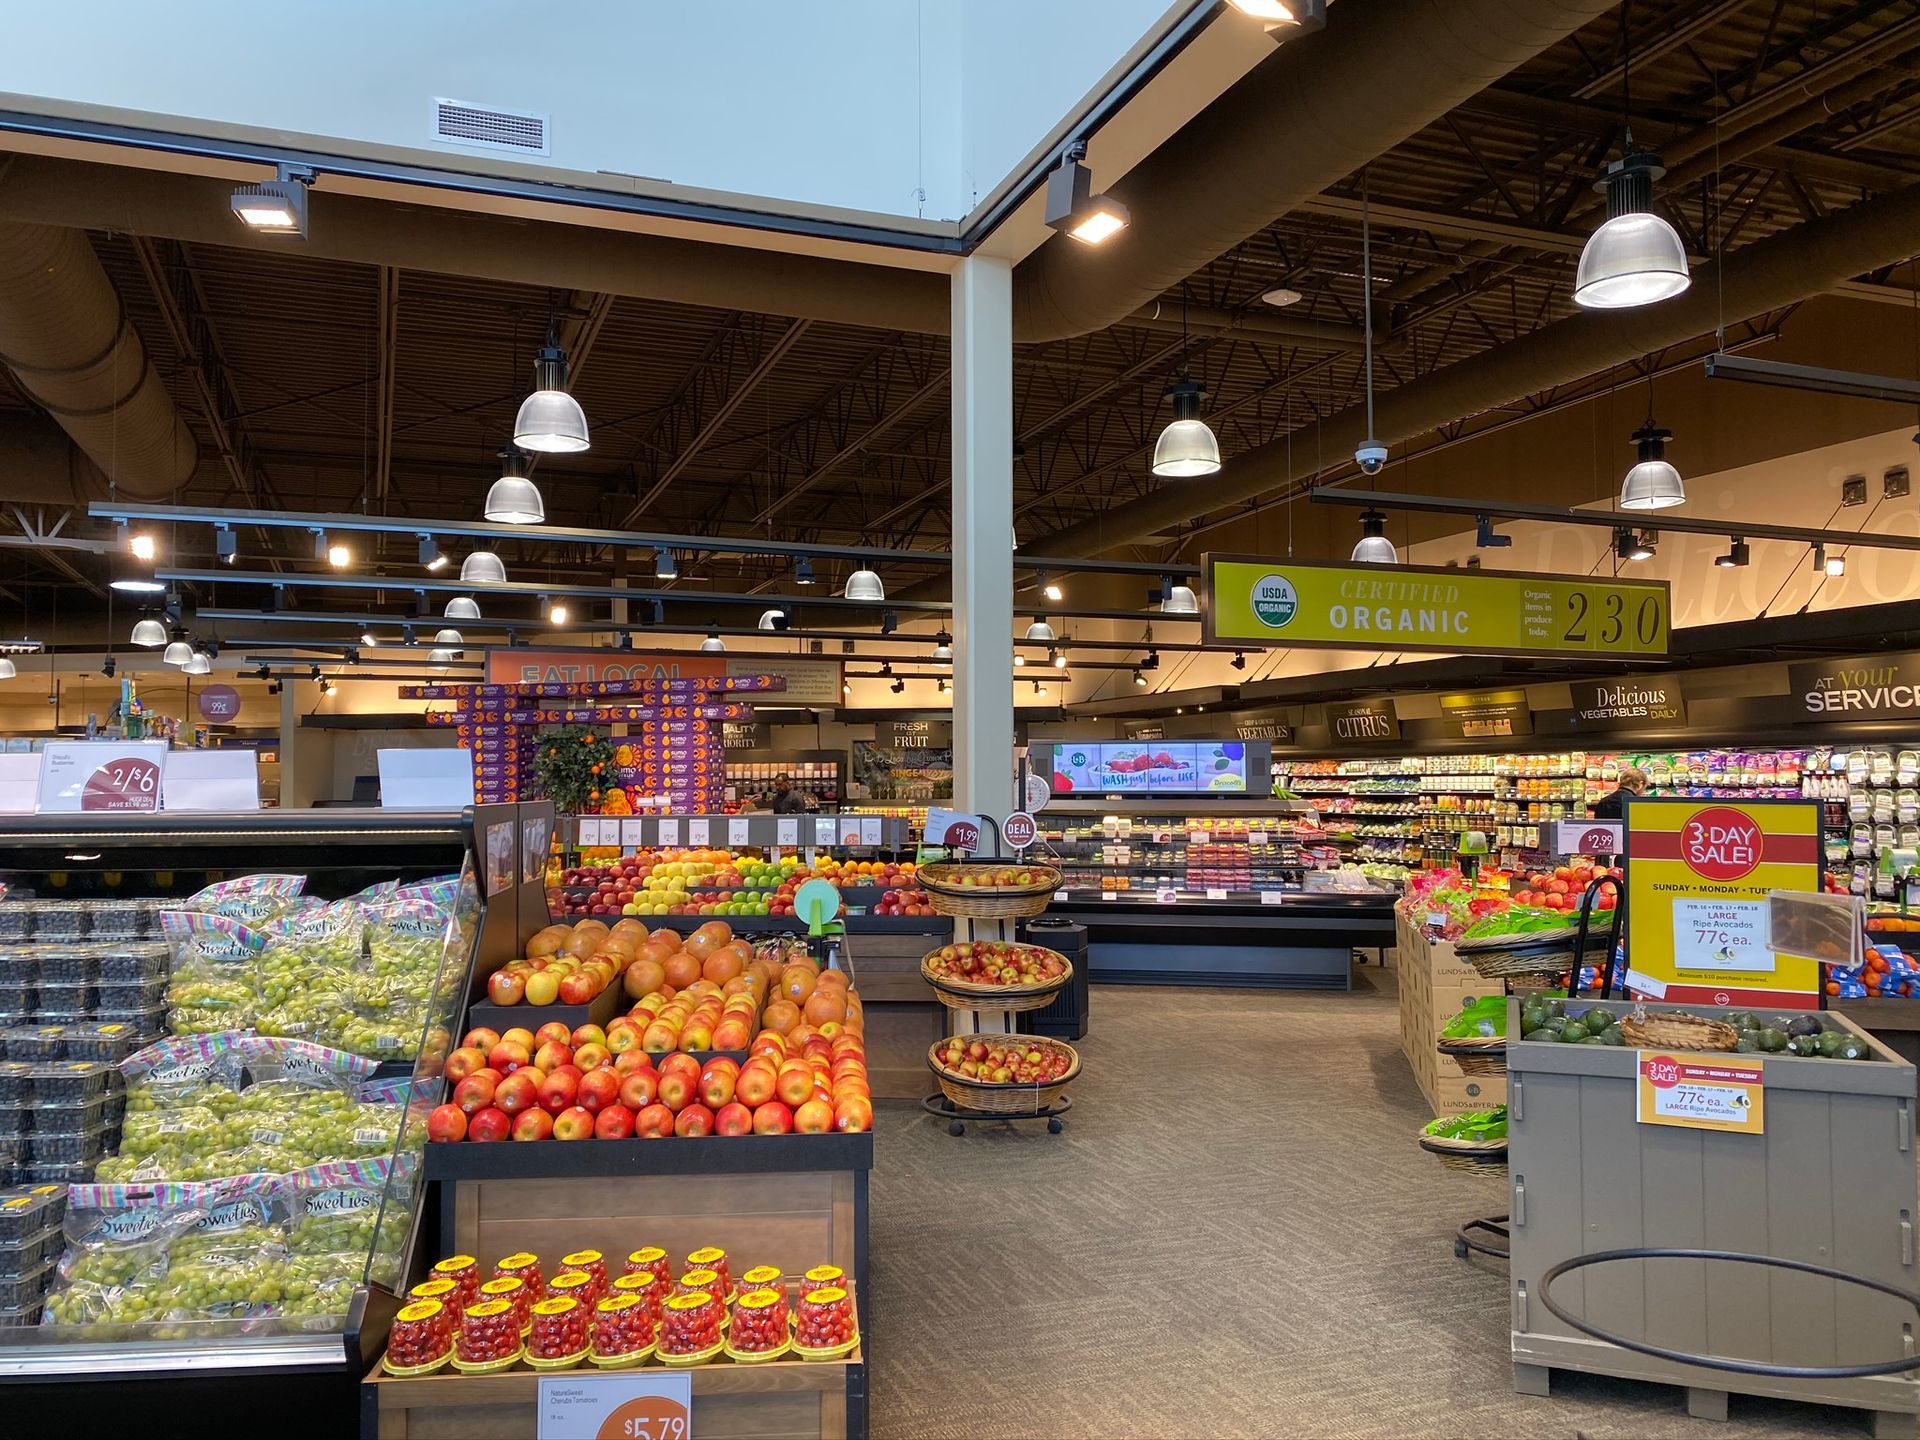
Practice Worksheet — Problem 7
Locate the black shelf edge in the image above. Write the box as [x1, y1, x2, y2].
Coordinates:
[423, 1129, 873, 1181]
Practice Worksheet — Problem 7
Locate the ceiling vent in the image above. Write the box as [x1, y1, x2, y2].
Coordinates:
[432, 99, 549, 156]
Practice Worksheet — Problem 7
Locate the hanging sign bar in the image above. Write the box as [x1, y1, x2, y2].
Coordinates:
[1202, 554, 1670, 658]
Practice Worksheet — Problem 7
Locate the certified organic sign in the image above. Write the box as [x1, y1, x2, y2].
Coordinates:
[1636, 1052, 1765, 1135]
[1624, 798, 1822, 1010]
[1203, 554, 1670, 657]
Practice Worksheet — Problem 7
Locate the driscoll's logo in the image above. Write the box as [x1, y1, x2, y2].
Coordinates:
[1252, 574, 1298, 628]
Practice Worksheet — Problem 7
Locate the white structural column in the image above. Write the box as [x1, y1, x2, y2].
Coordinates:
[949, 255, 1016, 821]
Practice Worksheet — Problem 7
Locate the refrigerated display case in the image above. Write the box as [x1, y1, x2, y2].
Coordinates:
[0, 810, 488, 1434]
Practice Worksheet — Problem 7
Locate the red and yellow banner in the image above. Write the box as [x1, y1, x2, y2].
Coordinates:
[1623, 798, 1823, 1011]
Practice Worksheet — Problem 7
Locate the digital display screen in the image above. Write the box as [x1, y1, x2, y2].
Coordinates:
[1046, 742, 1249, 794]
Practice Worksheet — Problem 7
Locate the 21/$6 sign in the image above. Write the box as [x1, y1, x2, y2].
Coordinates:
[1203, 555, 1670, 657]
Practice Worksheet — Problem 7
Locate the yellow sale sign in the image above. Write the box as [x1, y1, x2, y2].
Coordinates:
[1202, 554, 1669, 657]
[1623, 798, 1822, 1011]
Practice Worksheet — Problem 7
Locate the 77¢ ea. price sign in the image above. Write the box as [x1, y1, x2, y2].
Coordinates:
[537, 1373, 692, 1440]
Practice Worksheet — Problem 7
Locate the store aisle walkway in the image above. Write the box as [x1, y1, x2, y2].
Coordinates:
[868, 970, 1860, 1440]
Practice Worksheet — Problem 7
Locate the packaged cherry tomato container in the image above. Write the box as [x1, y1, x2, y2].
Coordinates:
[684, 1245, 732, 1298]
[611, 1270, 664, 1324]
[675, 1267, 729, 1322]
[493, 1250, 545, 1300]
[547, 1269, 597, 1310]
[450, 1299, 523, 1373]
[525, 1296, 591, 1370]
[405, 1277, 463, 1330]
[429, 1254, 481, 1314]
[590, 1293, 655, 1368]
[656, 1292, 724, 1366]
[801, 1264, 844, 1295]
[559, 1249, 608, 1301]
[382, 1299, 454, 1376]
[725, 1287, 793, 1363]
[793, 1286, 859, 1359]
[476, 1275, 531, 1336]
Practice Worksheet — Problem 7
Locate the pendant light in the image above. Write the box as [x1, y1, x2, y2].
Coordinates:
[434, 628, 463, 646]
[130, 618, 167, 647]
[445, 596, 481, 621]
[513, 341, 590, 454]
[460, 551, 507, 585]
[485, 446, 545, 525]
[1574, 5, 1689, 310]
[162, 638, 194, 666]
[843, 566, 885, 601]
[700, 633, 726, 653]
[1351, 510, 1398, 564]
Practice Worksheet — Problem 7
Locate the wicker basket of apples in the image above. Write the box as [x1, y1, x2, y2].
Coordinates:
[928, 1033, 1078, 1114]
[920, 940, 1072, 1012]
[915, 862, 1062, 919]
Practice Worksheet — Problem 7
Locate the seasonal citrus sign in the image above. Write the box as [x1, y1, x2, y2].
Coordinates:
[1202, 554, 1670, 657]
[1623, 798, 1822, 1010]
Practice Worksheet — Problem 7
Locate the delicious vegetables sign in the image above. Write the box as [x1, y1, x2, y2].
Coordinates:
[1202, 554, 1670, 657]
[1623, 798, 1822, 1011]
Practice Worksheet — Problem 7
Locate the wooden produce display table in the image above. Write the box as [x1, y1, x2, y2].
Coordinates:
[1395, 914, 1508, 1116]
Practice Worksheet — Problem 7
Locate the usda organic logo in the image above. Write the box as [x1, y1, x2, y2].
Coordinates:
[1252, 574, 1298, 629]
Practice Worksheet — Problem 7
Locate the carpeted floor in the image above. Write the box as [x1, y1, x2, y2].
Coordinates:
[867, 967, 1871, 1439]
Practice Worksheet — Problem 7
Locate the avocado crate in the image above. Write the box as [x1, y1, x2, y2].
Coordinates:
[1507, 998, 1920, 1434]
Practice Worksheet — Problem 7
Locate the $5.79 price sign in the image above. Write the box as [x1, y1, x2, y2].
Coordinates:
[1635, 1052, 1765, 1135]
[536, 1373, 692, 1440]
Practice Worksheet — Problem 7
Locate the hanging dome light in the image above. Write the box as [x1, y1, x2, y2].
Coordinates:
[433, 628, 464, 646]
[513, 343, 590, 454]
[1151, 380, 1221, 479]
[460, 551, 507, 585]
[162, 639, 194, 666]
[1160, 583, 1199, 615]
[445, 596, 482, 621]
[757, 609, 786, 631]
[484, 447, 545, 525]
[1024, 618, 1055, 642]
[700, 633, 726, 653]
[1575, 153, 1690, 310]
[1618, 423, 1686, 510]
[130, 618, 167, 648]
[1351, 510, 1398, 565]
[843, 567, 885, 602]
[183, 650, 212, 675]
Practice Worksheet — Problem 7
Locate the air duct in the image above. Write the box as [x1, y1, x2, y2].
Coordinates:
[1010, 0, 1618, 343]
[1030, 177, 1920, 557]
[0, 222, 197, 499]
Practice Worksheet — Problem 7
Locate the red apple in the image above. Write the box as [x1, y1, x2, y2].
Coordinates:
[714, 1101, 754, 1136]
[751, 1101, 794, 1134]
[619, 1069, 660, 1110]
[493, 1071, 539, 1117]
[426, 1103, 467, 1142]
[511, 1108, 553, 1141]
[487, 969, 526, 1006]
[674, 1103, 715, 1137]
[533, 1040, 573, 1075]
[634, 1103, 675, 1138]
[466, 1106, 511, 1142]
[593, 1104, 636, 1139]
[462, 1026, 501, 1054]
[452, 1072, 498, 1115]
[573, 1042, 611, 1072]
[577, 1068, 622, 1113]
[552, 1105, 595, 1141]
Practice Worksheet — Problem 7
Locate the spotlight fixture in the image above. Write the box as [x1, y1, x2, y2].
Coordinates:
[183, 650, 212, 676]
[1619, 424, 1685, 510]
[1225, 0, 1326, 35]
[163, 639, 194, 667]
[130, 618, 167, 648]
[418, 535, 441, 569]
[1715, 537, 1750, 569]
[229, 164, 312, 237]
[513, 342, 590, 454]
[1576, 153, 1690, 310]
[1152, 379, 1222, 479]
[128, 532, 156, 562]
[484, 446, 545, 525]
[1614, 527, 1654, 563]
[1474, 514, 1511, 549]
[445, 596, 481, 621]
[1160, 582, 1199, 615]
[890, 678, 905, 695]
[1024, 618, 1056, 642]
[843, 565, 884, 601]
[655, 547, 679, 581]
[1231, 651, 1247, 670]
[434, 628, 463, 646]
[757, 609, 788, 632]
[1351, 510, 1397, 565]
[700, 633, 725, 653]
[460, 551, 507, 585]
[1051, 650, 1068, 670]
[215, 526, 237, 563]
[932, 631, 953, 662]
[794, 556, 817, 586]
[1133, 669, 1147, 687]
[1043, 142, 1129, 246]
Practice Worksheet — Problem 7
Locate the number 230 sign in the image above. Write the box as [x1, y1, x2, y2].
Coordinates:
[536, 1373, 692, 1440]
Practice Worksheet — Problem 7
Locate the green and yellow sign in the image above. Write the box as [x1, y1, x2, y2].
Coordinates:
[1202, 554, 1670, 657]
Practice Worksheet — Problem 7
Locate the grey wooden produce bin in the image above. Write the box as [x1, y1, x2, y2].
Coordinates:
[1507, 999, 1920, 1435]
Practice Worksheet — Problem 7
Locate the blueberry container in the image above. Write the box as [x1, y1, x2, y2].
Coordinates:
[62, 1023, 139, 1064]
[23, 1125, 104, 1166]
[0, 1186, 61, 1242]
[18, 1160, 96, 1186]
[92, 945, 169, 984]
[27, 1062, 113, 1103]
[0, 1224, 62, 1279]
[0, 1259, 56, 1308]
[0, 1026, 68, 1062]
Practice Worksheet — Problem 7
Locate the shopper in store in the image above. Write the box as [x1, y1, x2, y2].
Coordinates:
[763, 773, 814, 814]
[1592, 766, 1649, 819]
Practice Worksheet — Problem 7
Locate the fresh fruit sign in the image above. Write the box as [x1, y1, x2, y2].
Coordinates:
[1635, 1052, 1765, 1135]
[1203, 553, 1670, 657]
[1624, 799, 1822, 1010]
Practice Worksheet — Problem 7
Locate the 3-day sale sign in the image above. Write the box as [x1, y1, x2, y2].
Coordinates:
[1624, 798, 1822, 1010]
